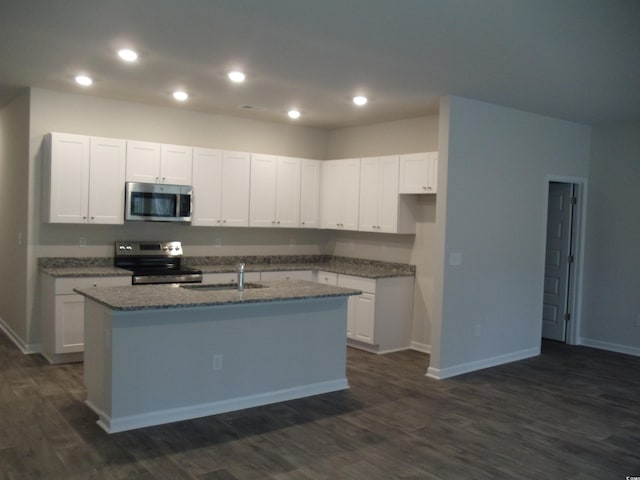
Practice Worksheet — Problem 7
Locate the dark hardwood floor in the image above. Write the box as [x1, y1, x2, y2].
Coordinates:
[1, 331, 639, 479]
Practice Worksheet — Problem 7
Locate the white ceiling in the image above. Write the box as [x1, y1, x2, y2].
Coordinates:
[1, 0, 639, 129]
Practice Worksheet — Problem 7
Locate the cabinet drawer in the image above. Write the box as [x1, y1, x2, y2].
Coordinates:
[261, 270, 313, 281]
[202, 272, 260, 284]
[316, 271, 338, 285]
[55, 276, 130, 295]
[337, 274, 376, 294]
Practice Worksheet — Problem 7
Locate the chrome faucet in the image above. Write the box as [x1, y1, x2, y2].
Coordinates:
[237, 263, 245, 292]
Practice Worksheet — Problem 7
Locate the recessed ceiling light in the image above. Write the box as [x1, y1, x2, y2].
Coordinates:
[173, 91, 188, 101]
[288, 109, 301, 120]
[353, 95, 368, 106]
[118, 48, 138, 62]
[228, 71, 246, 83]
[75, 75, 93, 86]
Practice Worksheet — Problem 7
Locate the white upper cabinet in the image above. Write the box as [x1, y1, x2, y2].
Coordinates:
[88, 137, 127, 224]
[358, 155, 414, 233]
[125, 141, 192, 185]
[320, 158, 360, 230]
[43, 133, 125, 224]
[398, 151, 438, 194]
[160, 143, 193, 185]
[249, 154, 301, 227]
[191, 148, 250, 227]
[299, 159, 321, 228]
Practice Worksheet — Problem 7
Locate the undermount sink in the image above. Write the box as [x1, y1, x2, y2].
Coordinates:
[180, 282, 265, 291]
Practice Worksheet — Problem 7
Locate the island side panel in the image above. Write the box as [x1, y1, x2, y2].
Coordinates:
[102, 296, 348, 432]
[83, 299, 113, 426]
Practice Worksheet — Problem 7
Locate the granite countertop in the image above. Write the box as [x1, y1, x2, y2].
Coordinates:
[39, 257, 132, 277]
[75, 280, 360, 311]
[39, 255, 415, 279]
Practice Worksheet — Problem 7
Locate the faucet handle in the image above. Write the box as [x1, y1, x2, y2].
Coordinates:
[237, 262, 245, 272]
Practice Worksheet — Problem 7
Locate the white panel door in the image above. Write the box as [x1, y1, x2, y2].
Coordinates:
[48, 133, 90, 223]
[249, 154, 278, 227]
[542, 182, 574, 341]
[300, 159, 320, 228]
[340, 158, 361, 230]
[378, 156, 400, 232]
[160, 144, 192, 185]
[88, 137, 126, 224]
[220, 151, 251, 227]
[191, 147, 222, 226]
[358, 157, 381, 232]
[353, 293, 375, 344]
[320, 160, 343, 228]
[126, 141, 161, 183]
[275, 156, 300, 228]
[55, 294, 85, 353]
[399, 152, 437, 194]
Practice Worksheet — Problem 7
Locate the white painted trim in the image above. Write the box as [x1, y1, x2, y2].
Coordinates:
[543, 175, 588, 345]
[41, 351, 83, 365]
[426, 346, 539, 380]
[0, 316, 41, 354]
[87, 378, 349, 434]
[410, 341, 431, 354]
[579, 338, 640, 358]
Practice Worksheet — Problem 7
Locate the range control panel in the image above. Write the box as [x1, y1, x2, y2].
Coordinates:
[115, 241, 184, 257]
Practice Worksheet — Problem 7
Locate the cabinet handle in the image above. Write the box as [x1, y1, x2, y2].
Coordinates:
[155, 177, 160, 183]
[301, 221, 305, 225]
[277, 220, 280, 225]
[422, 186, 427, 190]
[217, 220, 221, 223]
[222, 219, 226, 224]
[162, 177, 166, 183]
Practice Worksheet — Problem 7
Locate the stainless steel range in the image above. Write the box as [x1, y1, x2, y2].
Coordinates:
[115, 240, 202, 285]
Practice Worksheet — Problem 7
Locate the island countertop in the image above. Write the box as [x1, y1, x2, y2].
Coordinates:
[75, 279, 360, 311]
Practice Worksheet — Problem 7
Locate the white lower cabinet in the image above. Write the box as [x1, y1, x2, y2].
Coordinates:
[41, 274, 130, 364]
[318, 271, 414, 353]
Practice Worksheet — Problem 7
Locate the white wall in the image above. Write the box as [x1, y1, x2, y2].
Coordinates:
[325, 115, 440, 350]
[0, 92, 31, 348]
[429, 96, 591, 378]
[581, 122, 640, 355]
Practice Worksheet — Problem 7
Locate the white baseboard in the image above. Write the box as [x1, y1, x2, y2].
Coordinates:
[426, 346, 539, 380]
[88, 378, 349, 434]
[0, 317, 41, 354]
[410, 341, 431, 354]
[579, 337, 640, 358]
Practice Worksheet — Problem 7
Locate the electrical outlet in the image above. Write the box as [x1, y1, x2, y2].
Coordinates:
[475, 324, 481, 337]
[215, 238, 222, 248]
[79, 237, 87, 247]
[212, 354, 223, 371]
[289, 238, 296, 247]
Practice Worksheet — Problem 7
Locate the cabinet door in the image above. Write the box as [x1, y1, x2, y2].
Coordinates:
[353, 292, 376, 344]
[249, 154, 278, 227]
[221, 151, 251, 227]
[320, 160, 343, 228]
[126, 140, 161, 183]
[300, 159, 320, 228]
[377, 156, 400, 232]
[45, 133, 90, 223]
[161, 144, 193, 185]
[275, 156, 301, 228]
[192, 147, 223, 226]
[340, 158, 361, 230]
[358, 157, 381, 232]
[88, 137, 126, 224]
[346, 295, 357, 339]
[54, 294, 85, 353]
[399, 152, 437, 194]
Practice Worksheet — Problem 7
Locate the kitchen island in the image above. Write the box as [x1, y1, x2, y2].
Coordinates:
[76, 280, 359, 433]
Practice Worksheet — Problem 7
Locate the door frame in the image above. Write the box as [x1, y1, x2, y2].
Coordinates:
[543, 175, 588, 345]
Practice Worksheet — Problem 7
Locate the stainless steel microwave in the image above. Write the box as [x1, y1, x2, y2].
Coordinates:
[125, 182, 193, 222]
